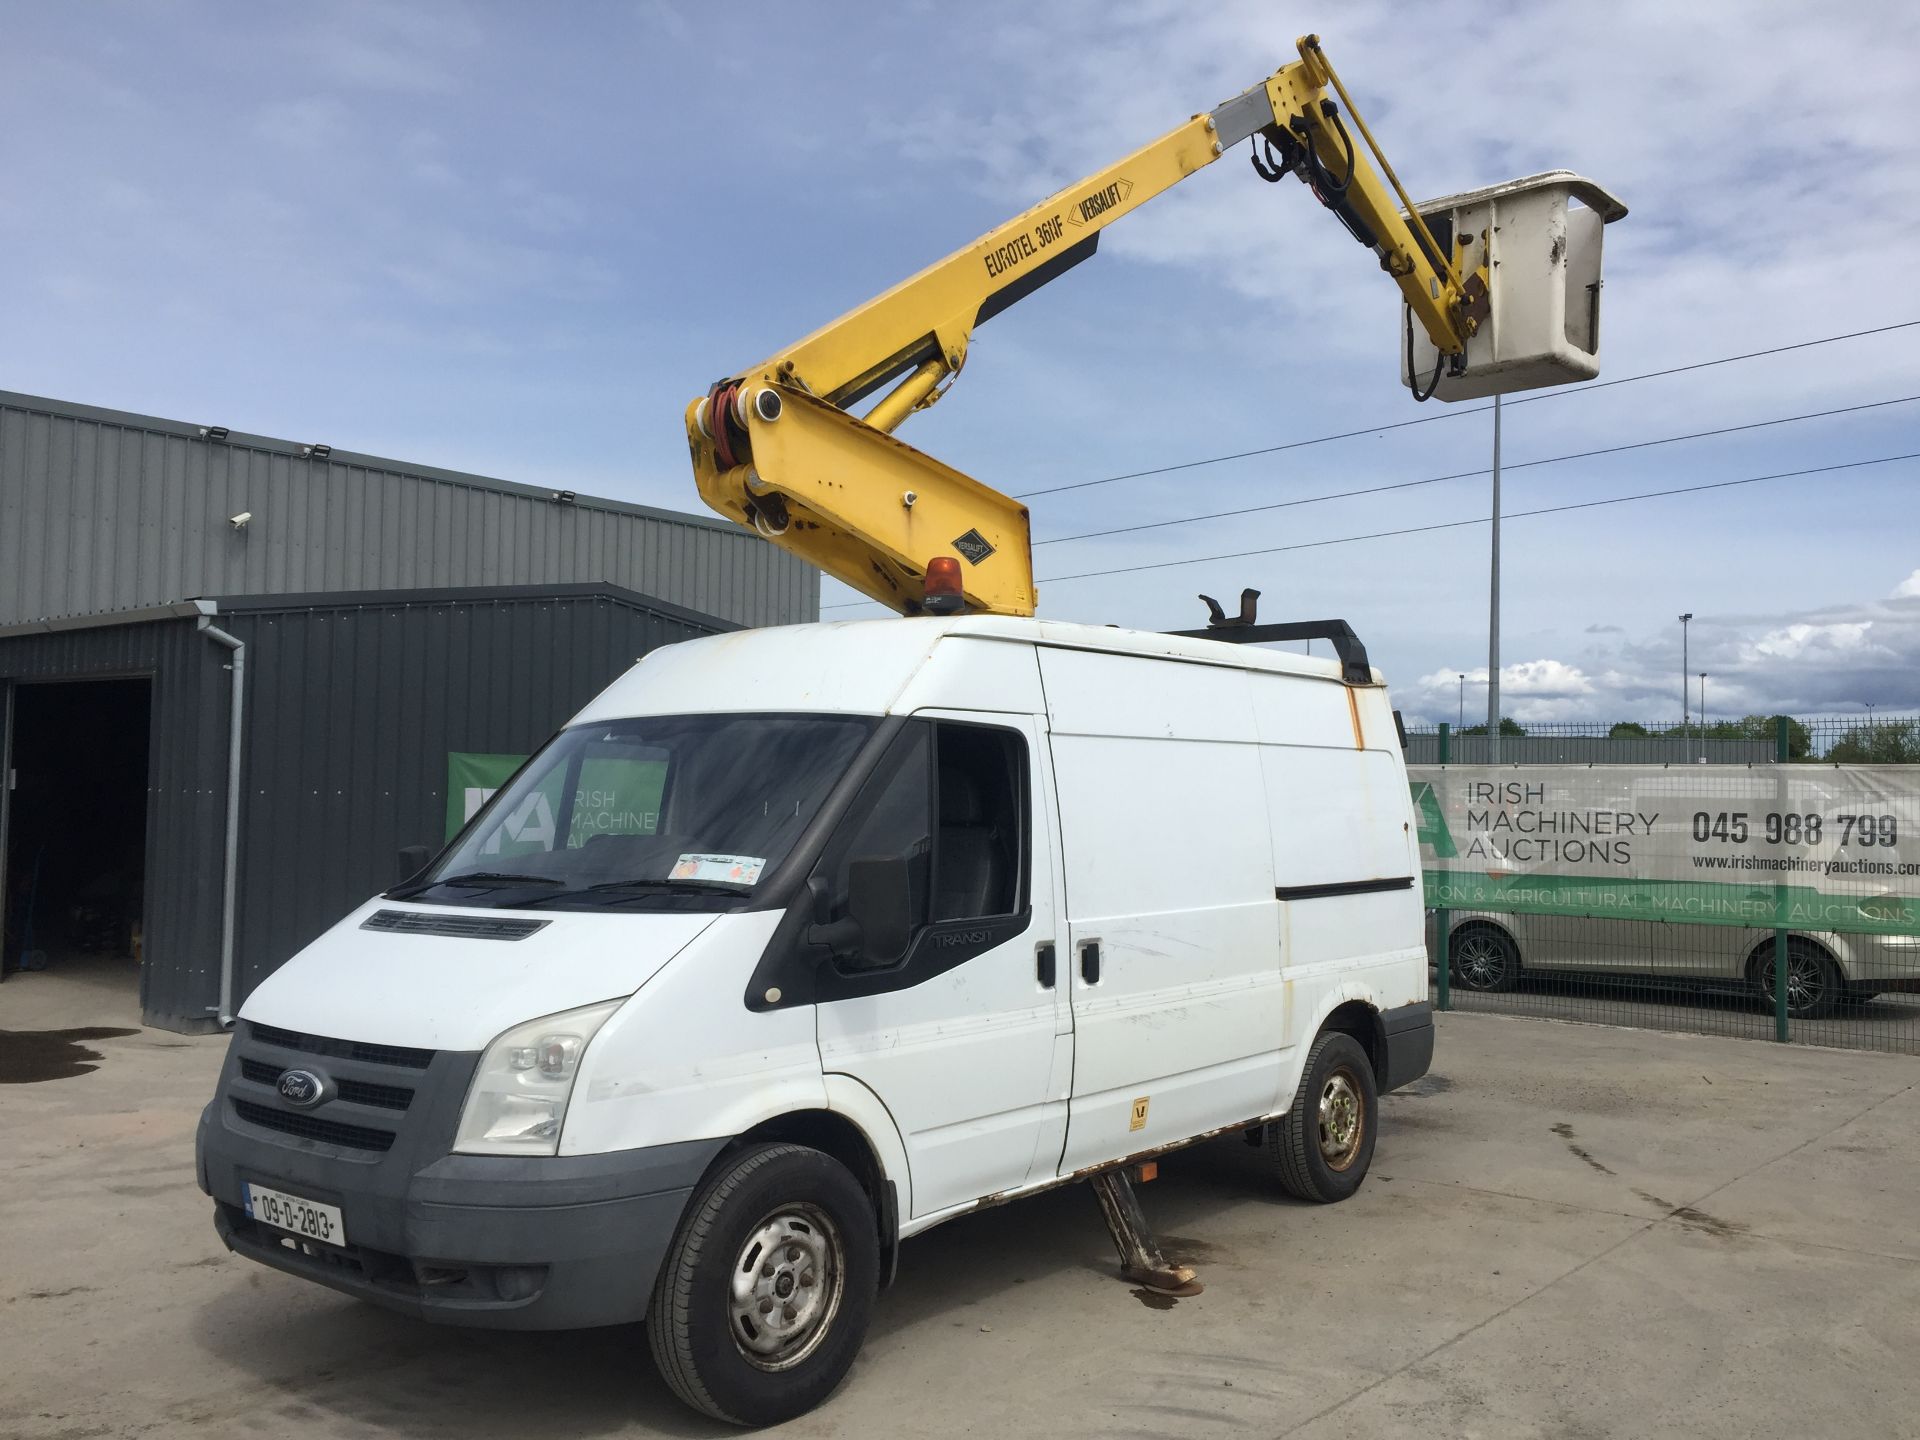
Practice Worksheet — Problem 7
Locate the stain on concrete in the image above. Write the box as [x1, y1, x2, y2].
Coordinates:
[0, 1028, 138, 1084]
[1129, 1286, 1181, 1311]
[1551, 1122, 1617, 1176]
[1671, 1206, 1748, 1239]
[1394, 1073, 1454, 1098]
[1156, 1234, 1221, 1267]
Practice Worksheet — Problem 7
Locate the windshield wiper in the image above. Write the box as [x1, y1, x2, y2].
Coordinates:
[435, 871, 566, 888]
[586, 877, 751, 894]
[520, 877, 752, 906]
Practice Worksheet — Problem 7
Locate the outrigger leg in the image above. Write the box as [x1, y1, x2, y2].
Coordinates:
[1089, 1167, 1204, 1297]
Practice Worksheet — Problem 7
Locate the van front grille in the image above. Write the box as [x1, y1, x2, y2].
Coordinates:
[249, 1023, 435, 1072]
[238, 1058, 415, 1111]
[232, 1098, 396, 1153]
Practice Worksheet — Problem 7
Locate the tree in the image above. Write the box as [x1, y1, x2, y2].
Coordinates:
[1609, 721, 1649, 738]
[1827, 719, 1920, 764]
[1458, 717, 1528, 737]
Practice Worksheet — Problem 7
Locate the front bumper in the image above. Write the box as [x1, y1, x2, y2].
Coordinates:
[196, 1026, 724, 1330]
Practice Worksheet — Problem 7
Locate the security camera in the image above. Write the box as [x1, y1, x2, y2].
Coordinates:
[229, 511, 252, 531]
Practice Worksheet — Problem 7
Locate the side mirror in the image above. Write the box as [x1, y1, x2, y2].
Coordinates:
[807, 856, 915, 967]
[844, 854, 914, 966]
[397, 844, 432, 882]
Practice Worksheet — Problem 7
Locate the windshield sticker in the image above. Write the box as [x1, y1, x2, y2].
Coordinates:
[672, 853, 766, 887]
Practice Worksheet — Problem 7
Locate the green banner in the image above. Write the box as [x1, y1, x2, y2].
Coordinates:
[1409, 765, 1920, 936]
[446, 752, 527, 840]
[446, 750, 669, 850]
[1422, 870, 1920, 936]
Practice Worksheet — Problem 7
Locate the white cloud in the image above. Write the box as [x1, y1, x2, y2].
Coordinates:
[1746, 621, 1879, 663]
[1893, 569, 1920, 599]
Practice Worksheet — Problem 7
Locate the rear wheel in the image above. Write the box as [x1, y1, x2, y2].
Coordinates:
[647, 1143, 878, 1427]
[1751, 939, 1842, 1020]
[1269, 1031, 1377, 1203]
[1451, 925, 1520, 992]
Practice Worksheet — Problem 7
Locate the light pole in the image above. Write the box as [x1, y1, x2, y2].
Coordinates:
[1699, 673, 1708, 759]
[1458, 673, 1466, 730]
[1678, 613, 1693, 736]
[1487, 396, 1503, 763]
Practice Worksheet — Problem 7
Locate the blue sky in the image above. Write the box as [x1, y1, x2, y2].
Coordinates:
[5, 0, 1918, 723]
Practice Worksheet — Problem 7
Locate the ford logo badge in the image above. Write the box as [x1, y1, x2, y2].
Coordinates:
[277, 1068, 328, 1108]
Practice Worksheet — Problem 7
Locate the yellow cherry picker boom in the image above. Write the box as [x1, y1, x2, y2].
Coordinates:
[685, 34, 1624, 620]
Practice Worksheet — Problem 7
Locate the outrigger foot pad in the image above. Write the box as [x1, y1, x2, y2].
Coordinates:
[1088, 1167, 1206, 1297]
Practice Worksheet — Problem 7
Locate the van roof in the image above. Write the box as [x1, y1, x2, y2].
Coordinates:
[574, 614, 1374, 727]
[936, 614, 1362, 680]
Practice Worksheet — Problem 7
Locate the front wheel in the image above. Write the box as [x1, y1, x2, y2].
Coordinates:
[647, 1143, 878, 1427]
[1269, 1031, 1377, 1203]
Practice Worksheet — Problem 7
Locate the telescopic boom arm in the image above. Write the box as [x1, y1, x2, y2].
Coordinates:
[686, 35, 1490, 617]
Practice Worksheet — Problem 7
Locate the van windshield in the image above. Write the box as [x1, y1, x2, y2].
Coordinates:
[398, 714, 877, 912]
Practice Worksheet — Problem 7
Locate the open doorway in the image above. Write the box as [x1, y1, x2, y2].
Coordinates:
[2, 679, 152, 998]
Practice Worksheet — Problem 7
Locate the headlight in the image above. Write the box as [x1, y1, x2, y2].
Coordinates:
[454, 999, 622, 1156]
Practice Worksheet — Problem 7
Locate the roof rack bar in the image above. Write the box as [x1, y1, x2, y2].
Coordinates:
[1164, 618, 1374, 684]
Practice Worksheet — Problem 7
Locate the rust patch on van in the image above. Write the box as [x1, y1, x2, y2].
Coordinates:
[1346, 686, 1365, 748]
[958, 1112, 1278, 1217]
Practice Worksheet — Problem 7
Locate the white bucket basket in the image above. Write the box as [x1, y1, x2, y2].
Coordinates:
[1401, 170, 1627, 402]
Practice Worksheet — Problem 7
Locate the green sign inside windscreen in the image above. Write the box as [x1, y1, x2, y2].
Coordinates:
[566, 756, 667, 847]
[445, 751, 667, 851]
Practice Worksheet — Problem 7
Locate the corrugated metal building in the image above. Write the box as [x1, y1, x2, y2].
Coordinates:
[0, 390, 816, 630]
[0, 584, 733, 1031]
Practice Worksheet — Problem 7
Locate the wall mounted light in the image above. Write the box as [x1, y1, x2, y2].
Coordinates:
[301, 443, 333, 459]
[198, 425, 230, 440]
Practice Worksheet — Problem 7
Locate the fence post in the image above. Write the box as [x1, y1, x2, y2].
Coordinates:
[1774, 715, 1790, 1043]
[1435, 723, 1451, 1012]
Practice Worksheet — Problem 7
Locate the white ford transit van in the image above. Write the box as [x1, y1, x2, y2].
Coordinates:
[197, 615, 1432, 1425]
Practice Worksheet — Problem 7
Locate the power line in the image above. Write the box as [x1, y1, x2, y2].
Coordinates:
[1031, 395, 1919, 548]
[1031, 453, 1920, 586]
[1012, 319, 1920, 500]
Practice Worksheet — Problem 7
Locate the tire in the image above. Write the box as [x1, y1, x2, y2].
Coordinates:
[1451, 924, 1520, 992]
[647, 1142, 879, 1427]
[1269, 1031, 1378, 1204]
[1750, 938, 1842, 1020]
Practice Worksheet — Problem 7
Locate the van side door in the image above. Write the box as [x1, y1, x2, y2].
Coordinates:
[812, 712, 1069, 1219]
[1038, 648, 1285, 1174]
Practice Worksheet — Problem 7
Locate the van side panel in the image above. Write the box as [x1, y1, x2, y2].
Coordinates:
[1038, 649, 1286, 1173]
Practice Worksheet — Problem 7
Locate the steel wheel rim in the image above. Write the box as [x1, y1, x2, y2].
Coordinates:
[1455, 934, 1506, 989]
[728, 1202, 845, 1371]
[1318, 1068, 1365, 1171]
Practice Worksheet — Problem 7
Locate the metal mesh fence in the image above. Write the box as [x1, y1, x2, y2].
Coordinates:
[1404, 714, 1920, 765]
[1428, 917, 1920, 1055]
[1411, 718, 1920, 1055]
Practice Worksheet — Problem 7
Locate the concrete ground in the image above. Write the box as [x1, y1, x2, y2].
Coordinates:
[3, 970, 1918, 1440]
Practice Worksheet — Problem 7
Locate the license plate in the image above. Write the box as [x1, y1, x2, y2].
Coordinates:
[245, 1183, 346, 1248]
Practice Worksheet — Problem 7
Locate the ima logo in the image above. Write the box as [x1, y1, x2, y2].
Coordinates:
[481, 793, 557, 854]
[1408, 782, 1458, 859]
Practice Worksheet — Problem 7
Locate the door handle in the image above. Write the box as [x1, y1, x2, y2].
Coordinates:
[1037, 943, 1056, 989]
[1080, 941, 1100, 985]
